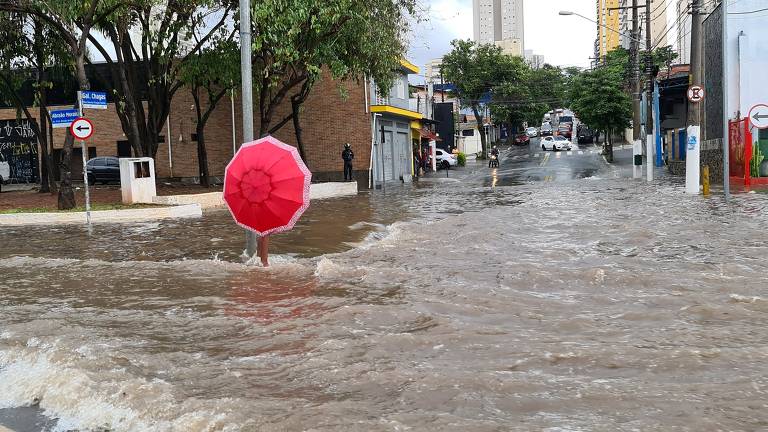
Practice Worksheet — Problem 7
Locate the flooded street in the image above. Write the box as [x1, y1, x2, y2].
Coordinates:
[3, 144, 768, 431]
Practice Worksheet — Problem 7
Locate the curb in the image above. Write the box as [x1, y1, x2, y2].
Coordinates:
[0, 203, 202, 226]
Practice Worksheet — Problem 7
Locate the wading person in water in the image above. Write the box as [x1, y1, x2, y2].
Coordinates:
[342, 143, 354, 182]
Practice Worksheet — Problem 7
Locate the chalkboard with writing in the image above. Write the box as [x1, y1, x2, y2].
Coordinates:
[0, 119, 38, 183]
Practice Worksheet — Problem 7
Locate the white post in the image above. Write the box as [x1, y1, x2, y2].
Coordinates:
[78, 91, 91, 224]
[722, 0, 730, 200]
[646, 134, 653, 181]
[166, 115, 172, 177]
[633, 139, 643, 179]
[685, 125, 701, 194]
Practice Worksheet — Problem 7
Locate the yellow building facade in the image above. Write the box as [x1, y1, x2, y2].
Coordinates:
[596, 0, 620, 58]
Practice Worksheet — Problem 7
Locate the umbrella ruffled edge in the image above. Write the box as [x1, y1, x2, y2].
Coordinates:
[223, 135, 313, 237]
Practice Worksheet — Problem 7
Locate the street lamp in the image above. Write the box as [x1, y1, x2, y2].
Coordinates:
[558, 10, 641, 43]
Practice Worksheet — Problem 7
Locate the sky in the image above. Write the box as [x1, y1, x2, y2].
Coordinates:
[407, 0, 601, 83]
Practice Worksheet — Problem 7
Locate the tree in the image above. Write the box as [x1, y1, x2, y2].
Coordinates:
[442, 40, 508, 155]
[86, 0, 236, 159]
[0, 0, 118, 209]
[247, 0, 417, 157]
[179, 38, 239, 187]
[569, 65, 632, 162]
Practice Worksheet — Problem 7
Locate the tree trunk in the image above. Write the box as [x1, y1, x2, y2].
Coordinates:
[471, 104, 487, 157]
[196, 122, 209, 188]
[57, 132, 76, 209]
[47, 119, 56, 192]
[291, 99, 307, 163]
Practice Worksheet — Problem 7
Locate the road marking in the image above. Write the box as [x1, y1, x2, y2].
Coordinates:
[578, 150, 583, 155]
[538, 153, 549, 167]
[556, 152, 561, 159]
[534, 153, 541, 158]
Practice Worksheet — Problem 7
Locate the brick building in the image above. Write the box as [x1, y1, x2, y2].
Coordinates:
[0, 67, 372, 187]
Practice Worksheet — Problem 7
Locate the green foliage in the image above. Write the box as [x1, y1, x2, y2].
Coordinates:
[751, 145, 764, 178]
[456, 152, 466, 167]
[652, 45, 678, 70]
[569, 64, 632, 135]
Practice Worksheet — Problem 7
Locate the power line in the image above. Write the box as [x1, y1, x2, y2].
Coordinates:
[652, 3, 691, 49]
[729, 7, 768, 14]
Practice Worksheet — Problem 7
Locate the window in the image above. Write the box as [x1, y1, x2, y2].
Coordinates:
[392, 78, 406, 100]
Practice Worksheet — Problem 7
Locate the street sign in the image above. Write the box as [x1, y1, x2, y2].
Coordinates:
[748, 104, 768, 129]
[687, 85, 705, 103]
[50, 109, 79, 128]
[70, 117, 94, 140]
[80, 91, 108, 110]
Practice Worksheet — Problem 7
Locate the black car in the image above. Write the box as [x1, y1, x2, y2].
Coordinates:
[86, 156, 121, 184]
[577, 126, 595, 144]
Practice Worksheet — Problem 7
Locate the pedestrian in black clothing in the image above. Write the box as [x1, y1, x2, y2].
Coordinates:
[342, 143, 354, 181]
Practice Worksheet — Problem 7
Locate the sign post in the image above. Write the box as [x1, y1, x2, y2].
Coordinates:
[72, 90, 105, 225]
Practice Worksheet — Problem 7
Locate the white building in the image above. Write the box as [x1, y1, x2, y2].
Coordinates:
[616, 0, 669, 52]
[523, 49, 545, 69]
[473, 0, 524, 50]
[424, 59, 443, 84]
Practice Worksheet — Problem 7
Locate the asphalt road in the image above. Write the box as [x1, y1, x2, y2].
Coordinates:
[476, 137, 635, 187]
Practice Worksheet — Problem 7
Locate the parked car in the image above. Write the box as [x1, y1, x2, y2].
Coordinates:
[514, 133, 530, 145]
[540, 123, 553, 136]
[557, 124, 572, 139]
[554, 135, 572, 150]
[525, 127, 538, 138]
[433, 148, 458, 169]
[577, 126, 595, 144]
[86, 156, 121, 184]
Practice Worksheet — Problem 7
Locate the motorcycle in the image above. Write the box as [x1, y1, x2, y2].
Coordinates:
[488, 154, 499, 168]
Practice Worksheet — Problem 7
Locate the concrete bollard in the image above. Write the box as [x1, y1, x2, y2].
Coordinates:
[702, 165, 710, 196]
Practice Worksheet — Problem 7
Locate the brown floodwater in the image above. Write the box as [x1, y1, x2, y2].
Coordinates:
[2, 172, 768, 431]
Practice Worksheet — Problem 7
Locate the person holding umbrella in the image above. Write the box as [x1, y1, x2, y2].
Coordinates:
[224, 136, 312, 268]
[342, 143, 354, 182]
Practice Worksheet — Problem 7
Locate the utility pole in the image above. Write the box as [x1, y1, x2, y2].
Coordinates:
[645, 0, 654, 182]
[685, 0, 703, 194]
[631, 0, 642, 179]
[239, 0, 257, 257]
[722, 0, 730, 200]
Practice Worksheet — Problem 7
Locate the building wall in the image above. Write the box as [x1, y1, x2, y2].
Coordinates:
[0, 71, 371, 183]
[495, 38, 522, 56]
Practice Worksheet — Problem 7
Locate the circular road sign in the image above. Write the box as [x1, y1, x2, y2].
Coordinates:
[70, 117, 94, 140]
[687, 85, 705, 103]
[749, 104, 768, 130]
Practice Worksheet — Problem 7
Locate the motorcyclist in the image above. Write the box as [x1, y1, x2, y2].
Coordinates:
[489, 146, 500, 167]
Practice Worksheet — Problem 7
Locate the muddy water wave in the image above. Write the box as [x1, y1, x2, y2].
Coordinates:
[2, 179, 768, 431]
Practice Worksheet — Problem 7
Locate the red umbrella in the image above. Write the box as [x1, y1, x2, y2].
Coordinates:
[224, 136, 311, 235]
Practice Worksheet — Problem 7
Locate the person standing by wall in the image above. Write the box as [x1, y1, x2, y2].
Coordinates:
[342, 143, 354, 182]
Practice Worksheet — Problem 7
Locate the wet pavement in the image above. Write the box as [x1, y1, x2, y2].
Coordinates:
[2, 139, 768, 431]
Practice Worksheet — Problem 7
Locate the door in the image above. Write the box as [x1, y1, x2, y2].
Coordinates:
[396, 132, 409, 178]
[383, 130, 394, 181]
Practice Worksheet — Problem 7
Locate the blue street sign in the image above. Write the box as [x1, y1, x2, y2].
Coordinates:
[50, 109, 79, 128]
[80, 91, 107, 109]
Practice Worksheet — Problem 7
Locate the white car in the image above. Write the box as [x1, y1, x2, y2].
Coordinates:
[433, 149, 458, 169]
[541, 136, 572, 151]
[525, 127, 538, 137]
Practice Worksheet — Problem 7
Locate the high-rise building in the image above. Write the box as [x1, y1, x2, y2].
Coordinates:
[523, 49, 545, 69]
[473, 0, 524, 51]
[596, 0, 621, 58]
